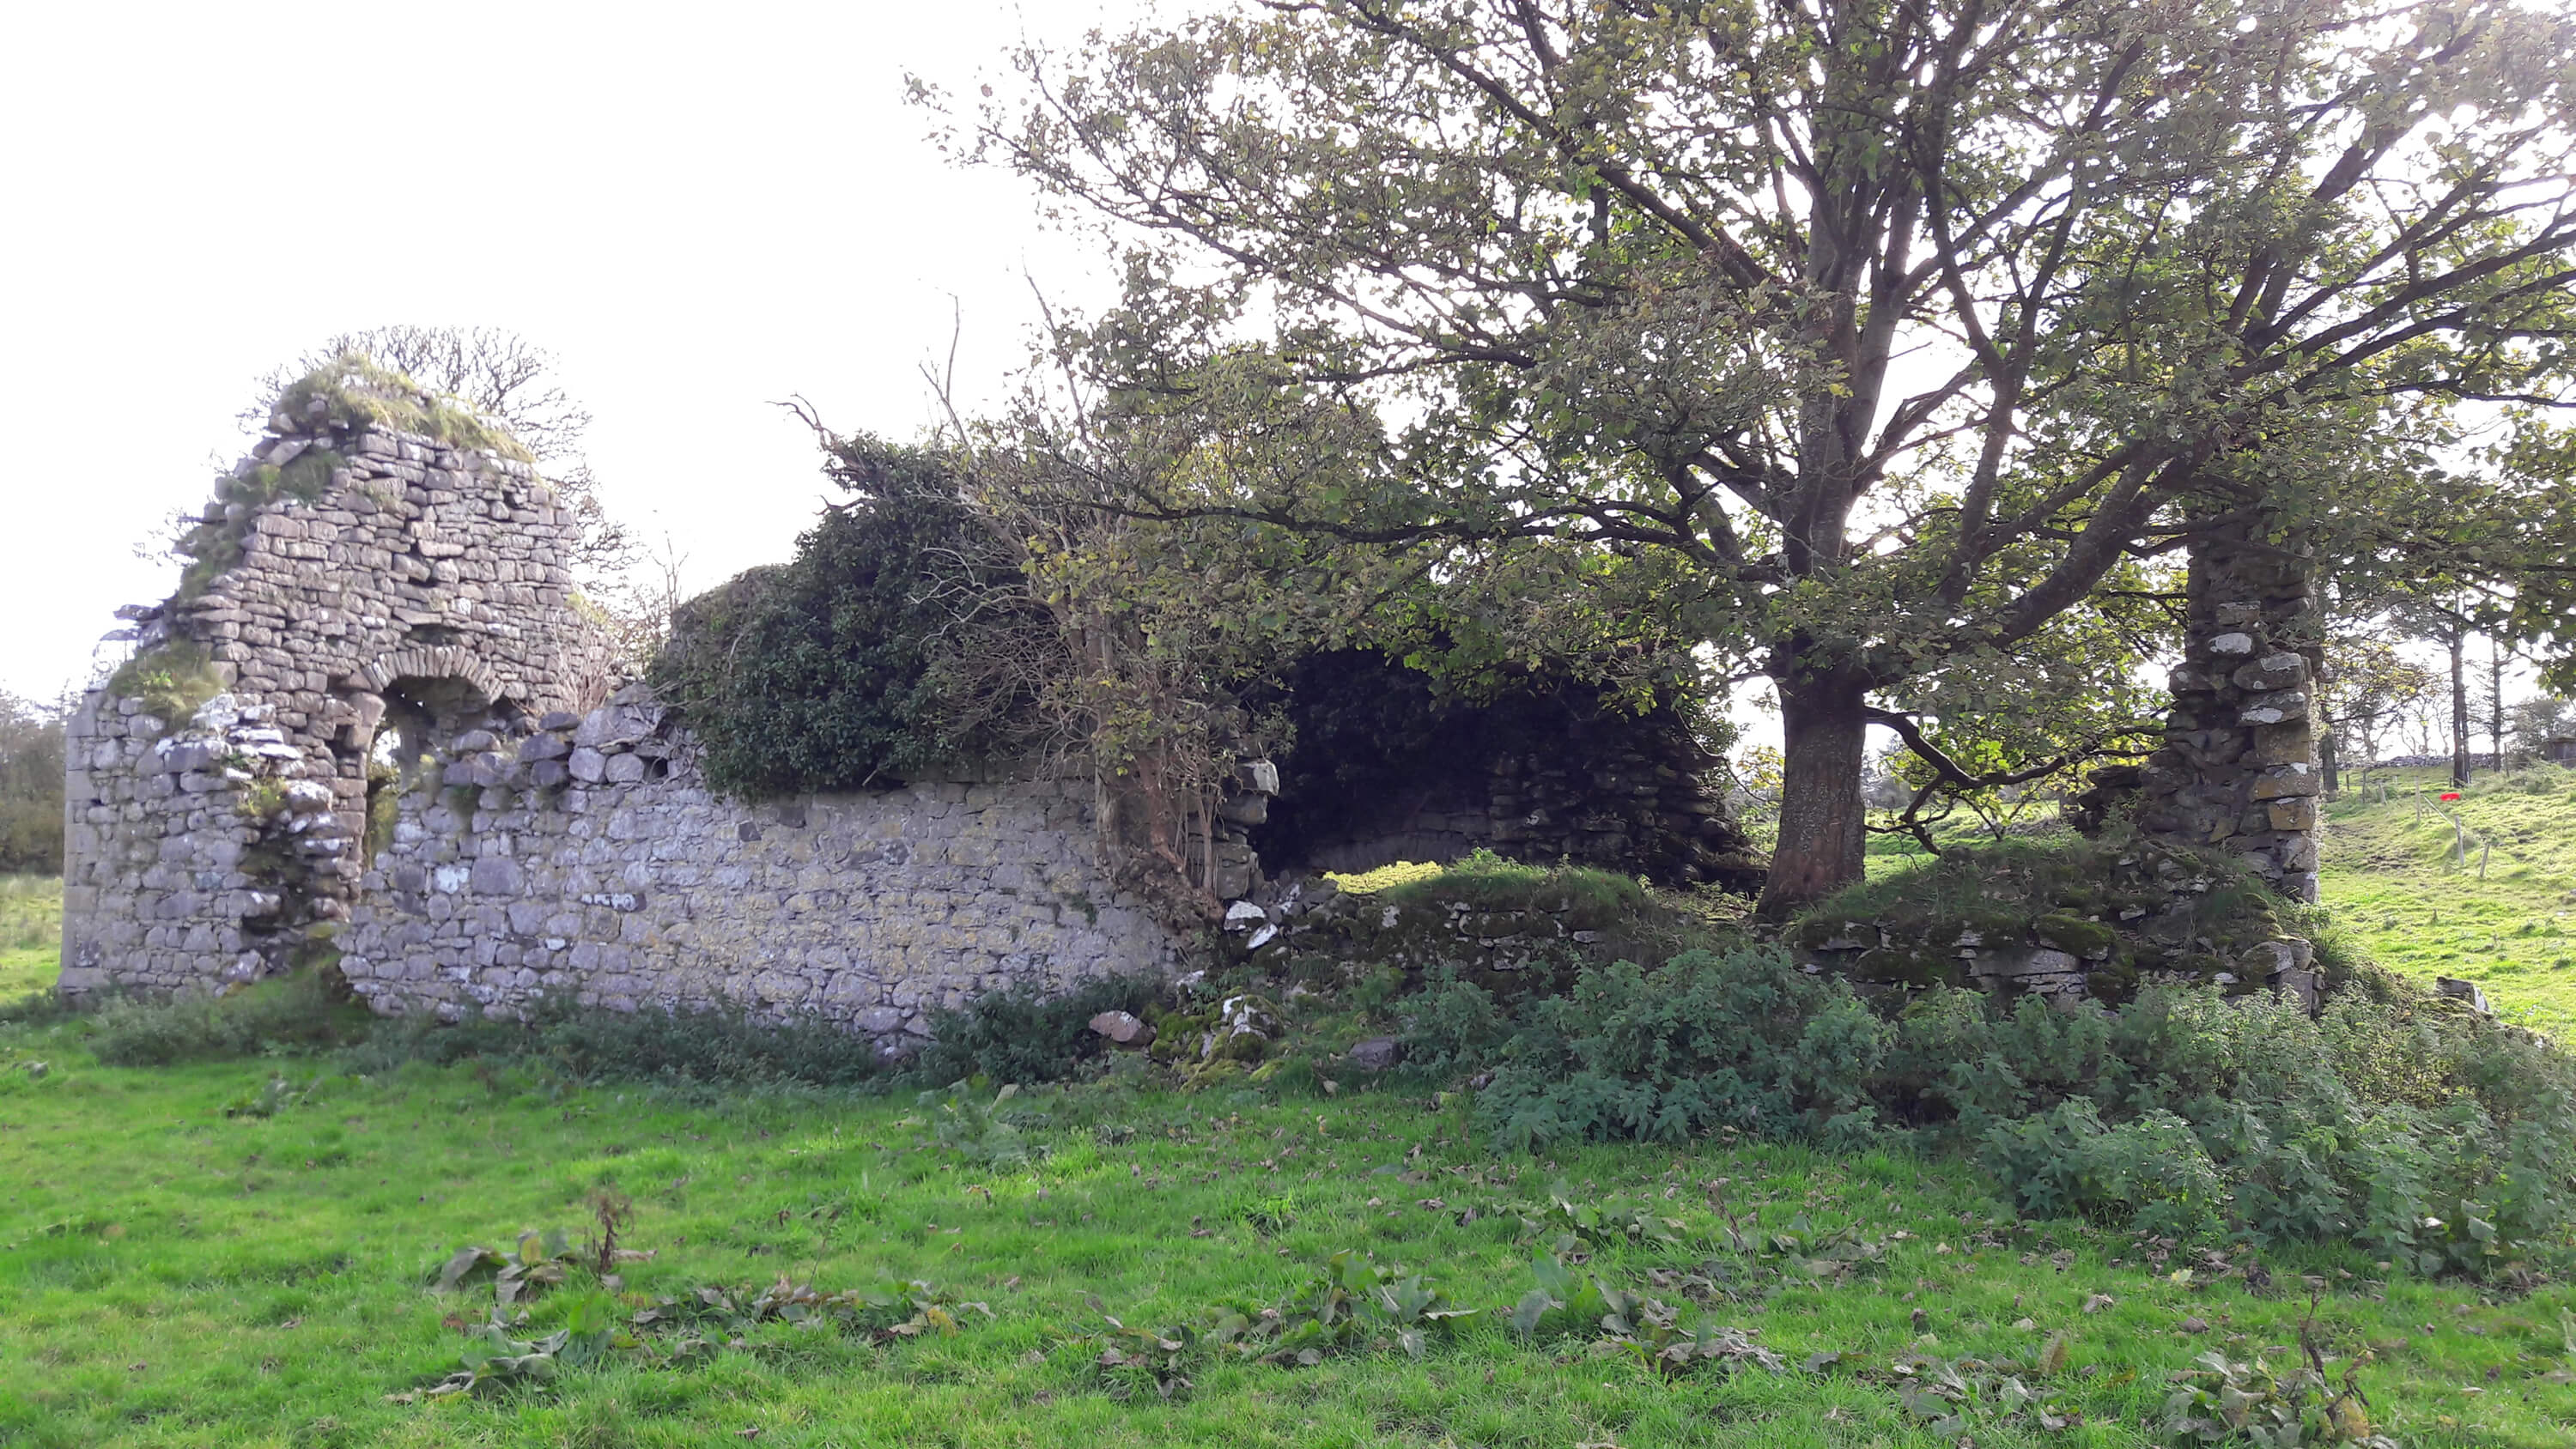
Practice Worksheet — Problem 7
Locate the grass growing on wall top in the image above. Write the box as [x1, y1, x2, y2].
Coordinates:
[101, 640, 222, 726]
[270, 354, 533, 462]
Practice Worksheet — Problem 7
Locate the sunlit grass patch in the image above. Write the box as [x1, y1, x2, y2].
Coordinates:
[1321, 859, 1446, 894]
[2321, 765, 2576, 1039]
[0, 874, 59, 1000]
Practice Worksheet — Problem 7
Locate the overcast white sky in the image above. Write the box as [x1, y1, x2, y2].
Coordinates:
[3, 3, 2541, 761]
[0, 1, 1155, 704]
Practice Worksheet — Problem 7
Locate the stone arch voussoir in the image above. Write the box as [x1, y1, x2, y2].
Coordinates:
[358, 647, 503, 707]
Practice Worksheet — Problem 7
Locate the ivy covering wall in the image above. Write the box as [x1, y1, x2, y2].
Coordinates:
[647, 436, 1018, 795]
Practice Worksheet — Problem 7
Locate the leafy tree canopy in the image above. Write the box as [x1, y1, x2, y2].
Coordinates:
[928, 0, 2576, 909]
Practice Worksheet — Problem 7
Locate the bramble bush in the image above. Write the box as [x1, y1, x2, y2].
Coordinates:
[1401, 944, 2576, 1273]
[1405, 949, 1886, 1154]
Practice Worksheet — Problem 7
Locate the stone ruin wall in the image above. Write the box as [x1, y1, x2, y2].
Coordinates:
[2135, 518, 2324, 903]
[334, 694, 1177, 1052]
[61, 416, 1185, 1037]
[63, 421, 615, 997]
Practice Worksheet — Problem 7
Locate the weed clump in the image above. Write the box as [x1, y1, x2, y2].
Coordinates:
[1404, 946, 1884, 1153]
[88, 970, 368, 1065]
[341, 995, 895, 1088]
[1399, 945, 2576, 1276]
[76, 967, 1172, 1094]
[911, 973, 1165, 1085]
[103, 640, 224, 726]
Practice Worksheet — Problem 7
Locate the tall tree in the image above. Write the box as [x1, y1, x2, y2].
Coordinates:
[2315, 632, 2439, 788]
[941, 0, 2576, 911]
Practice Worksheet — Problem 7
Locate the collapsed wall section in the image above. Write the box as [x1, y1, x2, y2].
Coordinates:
[61, 419, 615, 997]
[335, 694, 1176, 1050]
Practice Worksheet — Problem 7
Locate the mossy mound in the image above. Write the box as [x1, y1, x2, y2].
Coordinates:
[1260, 850, 1710, 1003]
[1793, 831, 2323, 1002]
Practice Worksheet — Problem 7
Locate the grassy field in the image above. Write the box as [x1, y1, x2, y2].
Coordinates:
[1, 1036, 2570, 1449]
[2319, 766, 2576, 1039]
[6, 780, 2576, 1449]
[0, 874, 60, 1000]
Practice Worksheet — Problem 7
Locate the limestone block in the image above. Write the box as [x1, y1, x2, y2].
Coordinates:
[469, 856, 526, 895]
[2265, 797, 2317, 832]
[2250, 767, 2319, 800]
[2236, 690, 2308, 726]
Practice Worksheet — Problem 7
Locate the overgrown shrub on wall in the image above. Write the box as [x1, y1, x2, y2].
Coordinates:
[648, 434, 1025, 794]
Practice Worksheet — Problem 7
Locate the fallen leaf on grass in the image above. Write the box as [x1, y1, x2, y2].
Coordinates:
[2037, 1332, 2069, 1376]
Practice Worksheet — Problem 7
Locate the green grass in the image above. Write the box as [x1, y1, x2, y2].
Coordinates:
[8, 814, 2576, 1446]
[0, 874, 60, 1000]
[2320, 766, 2576, 1039]
[0, 1034, 2570, 1448]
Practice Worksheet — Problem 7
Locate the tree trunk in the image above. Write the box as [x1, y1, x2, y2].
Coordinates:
[2489, 640, 2506, 770]
[2319, 715, 2340, 796]
[2450, 628, 2470, 787]
[1757, 666, 1870, 918]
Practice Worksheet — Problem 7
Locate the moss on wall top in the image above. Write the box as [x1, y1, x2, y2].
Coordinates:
[268, 355, 534, 462]
[104, 640, 222, 725]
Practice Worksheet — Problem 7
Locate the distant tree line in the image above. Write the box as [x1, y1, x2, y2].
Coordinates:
[0, 691, 65, 876]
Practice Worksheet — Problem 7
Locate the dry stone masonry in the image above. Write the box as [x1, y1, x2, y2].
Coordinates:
[62, 403, 1185, 1040]
[334, 693, 1176, 1052]
[2136, 516, 2324, 903]
[63, 415, 614, 997]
